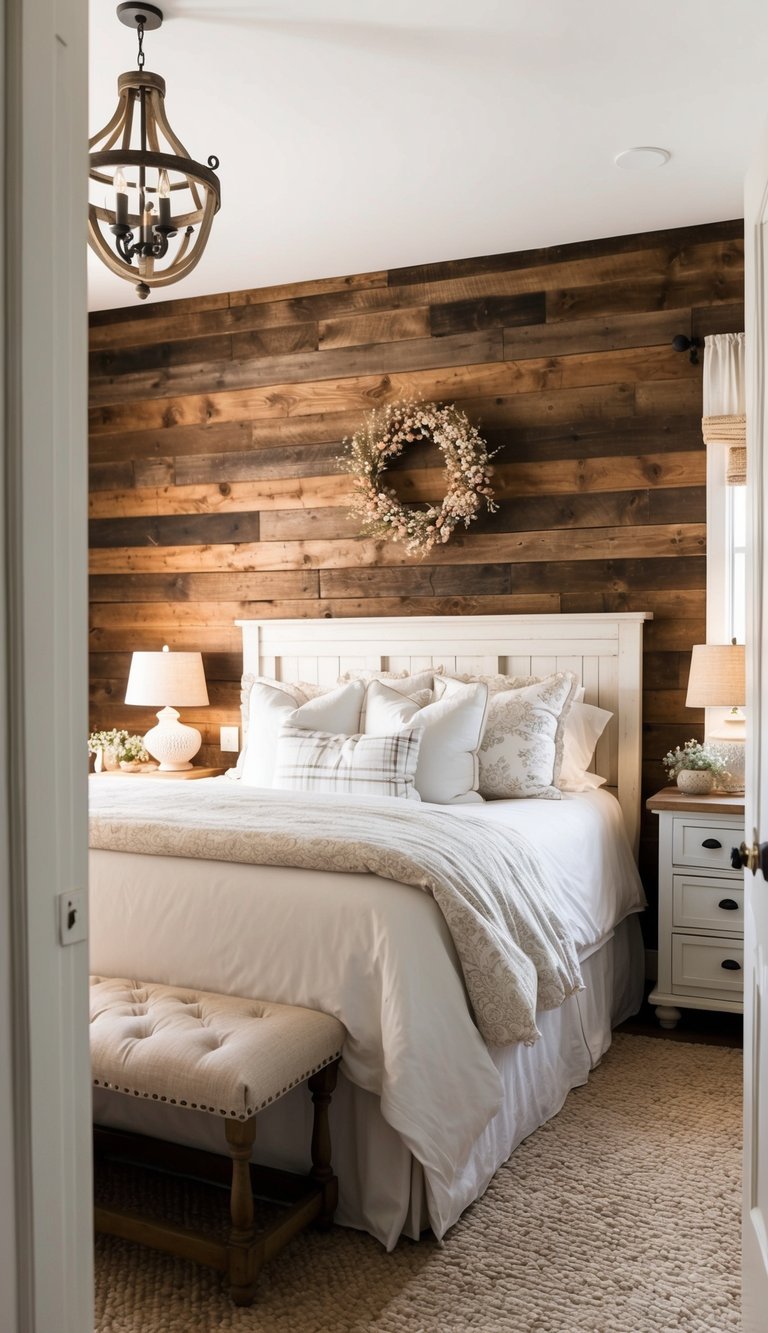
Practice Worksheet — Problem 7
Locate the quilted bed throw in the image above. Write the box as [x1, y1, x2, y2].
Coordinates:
[89, 782, 583, 1047]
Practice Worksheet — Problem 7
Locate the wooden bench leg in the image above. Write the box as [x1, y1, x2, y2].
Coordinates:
[308, 1059, 339, 1230]
[224, 1116, 260, 1306]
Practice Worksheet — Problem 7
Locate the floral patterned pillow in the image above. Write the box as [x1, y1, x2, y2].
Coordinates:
[437, 672, 579, 800]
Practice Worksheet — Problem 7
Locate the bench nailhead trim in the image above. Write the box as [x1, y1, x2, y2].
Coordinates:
[91, 1047, 342, 1120]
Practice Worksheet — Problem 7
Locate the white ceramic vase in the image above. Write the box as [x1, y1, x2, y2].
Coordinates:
[676, 768, 715, 795]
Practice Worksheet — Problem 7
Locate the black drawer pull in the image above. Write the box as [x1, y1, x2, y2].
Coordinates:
[721, 959, 742, 971]
[718, 898, 740, 911]
[702, 838, 722, 849]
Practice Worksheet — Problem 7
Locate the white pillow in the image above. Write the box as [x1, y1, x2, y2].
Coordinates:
[240, 679, 365, 788]
[558, 701, 612, 792]
[445, 671, 578, 800]
[273, 723, 422, 800]
[339, 669, 436, 726]
[364, 678, 488, 805]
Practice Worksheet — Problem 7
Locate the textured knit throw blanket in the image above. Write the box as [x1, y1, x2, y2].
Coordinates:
[89, 782, 583, 1047]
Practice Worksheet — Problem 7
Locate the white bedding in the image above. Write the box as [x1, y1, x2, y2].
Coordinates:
[88, 782, 645, 1247]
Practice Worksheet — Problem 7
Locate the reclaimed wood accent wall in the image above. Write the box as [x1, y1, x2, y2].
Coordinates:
[88, 217, 744, 900]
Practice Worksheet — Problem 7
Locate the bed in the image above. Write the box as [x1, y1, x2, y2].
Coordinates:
[89, 612, 650, 1250]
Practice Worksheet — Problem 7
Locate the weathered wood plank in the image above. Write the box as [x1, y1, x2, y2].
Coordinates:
[560, 589, 705, 618]
[644, 619, 707, 652]
[430, 292, 545, 337]
[259, 507, 360, 542]
[482, 415, 703, 463]
[89, 570, 319, 602]
[642, 689, 702, 723]
[691, 302, 745, 340]
[89, 512, 261, 549]
[89, 461, 134, 491]
[173, 443, 346, 485]
[319, 558, 704, 600]
[89, 420, 254, 466]
[648, 486, 706, 524]
[469, 490, 651, 534]
[502, 308, 688, 362]
[229, 269, 389, 308]
[318, 563, 512, 598]
[88, 524, 707, 575]
[89, 334, 235, 382]
[643, 651, 694, 690]
[228, 323, 321, 361]
[132, 458, 175, 488]
[547, 268, 743, 323]
[89, 474, 355, 519]
[402, 452, 706, 502]
[318, 308, 430, 350]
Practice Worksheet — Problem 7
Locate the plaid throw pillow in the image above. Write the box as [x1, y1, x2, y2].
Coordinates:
[273, 724, 423, 801]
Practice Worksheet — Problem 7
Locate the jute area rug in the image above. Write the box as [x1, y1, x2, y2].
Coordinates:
[93, 1034, 741, 1333]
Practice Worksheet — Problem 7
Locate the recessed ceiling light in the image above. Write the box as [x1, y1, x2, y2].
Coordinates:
[614, 147, 671, 171]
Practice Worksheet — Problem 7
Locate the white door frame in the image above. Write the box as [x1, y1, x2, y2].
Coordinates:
[743, 127, 768, 1325]
[1, 0, 93, 1328]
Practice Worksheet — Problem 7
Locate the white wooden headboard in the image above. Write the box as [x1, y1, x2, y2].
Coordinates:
[235, 613, 652, 854]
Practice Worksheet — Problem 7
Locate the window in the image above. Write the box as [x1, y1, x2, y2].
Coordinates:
[706, 445, 746, 646]
[727, 482, 746, 645]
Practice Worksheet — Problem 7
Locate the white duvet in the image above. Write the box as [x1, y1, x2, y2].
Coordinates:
[88, 783, 644, 1228]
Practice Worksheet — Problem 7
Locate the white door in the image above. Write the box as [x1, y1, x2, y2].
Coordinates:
[743, 131, 768, 1328]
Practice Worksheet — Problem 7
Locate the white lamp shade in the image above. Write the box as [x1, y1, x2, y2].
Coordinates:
[125, 646, 209, 707]
[685, 643, 745, 709]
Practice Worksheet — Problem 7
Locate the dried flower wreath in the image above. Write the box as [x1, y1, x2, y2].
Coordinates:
[341, 399, 497, 555]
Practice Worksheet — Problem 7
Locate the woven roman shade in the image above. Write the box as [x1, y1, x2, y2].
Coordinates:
[702, 332, 746, 484]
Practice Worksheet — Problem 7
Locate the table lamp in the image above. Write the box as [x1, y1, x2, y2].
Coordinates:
[125, 645, 209, 771]
[685, 642, 746, 791]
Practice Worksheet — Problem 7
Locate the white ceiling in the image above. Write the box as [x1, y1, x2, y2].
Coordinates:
[88, 0, 767, 312]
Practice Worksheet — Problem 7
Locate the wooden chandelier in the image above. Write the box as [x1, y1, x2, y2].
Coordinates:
[88, 4, 221, 300]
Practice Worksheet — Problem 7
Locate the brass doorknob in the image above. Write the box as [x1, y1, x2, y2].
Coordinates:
[730, 839, 768, 876]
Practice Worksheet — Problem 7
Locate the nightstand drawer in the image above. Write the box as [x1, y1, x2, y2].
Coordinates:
[672, 934, 744, 995]
[671, 818, 744, 872]
[672, 875, 744, 932]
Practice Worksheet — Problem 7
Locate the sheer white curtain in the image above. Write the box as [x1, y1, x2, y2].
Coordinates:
[702, 331, 746, 483]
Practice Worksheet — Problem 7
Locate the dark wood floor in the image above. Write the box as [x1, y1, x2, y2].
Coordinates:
[617, 985, 743, 1048]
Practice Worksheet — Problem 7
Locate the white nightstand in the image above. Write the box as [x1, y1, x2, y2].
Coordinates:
[647, 787, 745, 1030]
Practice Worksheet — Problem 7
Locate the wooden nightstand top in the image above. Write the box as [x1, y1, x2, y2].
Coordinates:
[646, 786, 745, 816]
[92, 766, 227, 780]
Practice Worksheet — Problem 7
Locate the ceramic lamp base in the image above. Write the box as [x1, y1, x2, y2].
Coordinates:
[707, 738, 746, 794]
[143, 706, 201, 771]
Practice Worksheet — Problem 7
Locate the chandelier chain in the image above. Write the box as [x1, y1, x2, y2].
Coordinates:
[136, 17, 146, 70]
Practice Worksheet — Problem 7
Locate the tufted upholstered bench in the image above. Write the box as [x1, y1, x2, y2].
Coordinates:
[90, 976, 345, 1305]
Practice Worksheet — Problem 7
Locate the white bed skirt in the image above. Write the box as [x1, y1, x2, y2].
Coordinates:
[92, 913, 644, 1250]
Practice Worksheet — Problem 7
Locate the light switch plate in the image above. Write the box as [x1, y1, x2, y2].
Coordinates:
[220, 725, 240, 752]
[58, 889, 87, 945]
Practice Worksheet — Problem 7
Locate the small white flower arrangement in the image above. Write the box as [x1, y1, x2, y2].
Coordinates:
[662, 739, 727, 780]
[119, 734, 150, 764]
[88, 729, 150, 771]
[340, 398, 497, 556]
[88, 728, 129, 758]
